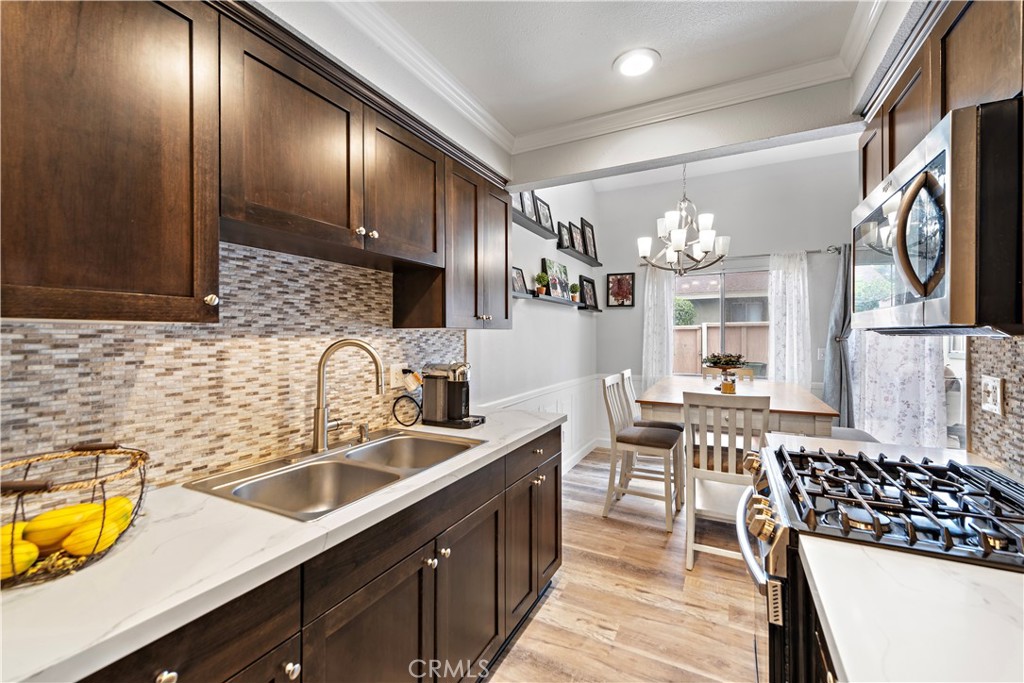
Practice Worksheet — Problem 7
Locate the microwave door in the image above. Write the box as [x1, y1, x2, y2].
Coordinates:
[852, 212, 924, 328]
[894, 155, 948, 303]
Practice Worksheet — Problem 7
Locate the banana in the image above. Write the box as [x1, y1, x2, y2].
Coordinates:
[23, 503, 103, 549]
[82, 497, 135, 533]
[1, 540, 39, 579]
[0, 521, 28, 543]
[62, 517, 122, 556]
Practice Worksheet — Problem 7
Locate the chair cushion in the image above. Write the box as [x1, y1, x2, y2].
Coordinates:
[633, 418, 685, 432]
[616, 426, 681, 450]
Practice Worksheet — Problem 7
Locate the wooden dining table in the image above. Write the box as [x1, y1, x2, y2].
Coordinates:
[636, 375, 839, 437]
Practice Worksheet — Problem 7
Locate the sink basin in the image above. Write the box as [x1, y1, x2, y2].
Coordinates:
[344, 434, 476, 472]
[185, 430, 485, 521]
[230, 461, 400, 521]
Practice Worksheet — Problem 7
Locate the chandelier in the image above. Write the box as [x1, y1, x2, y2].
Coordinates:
[637, 165, 731, 275]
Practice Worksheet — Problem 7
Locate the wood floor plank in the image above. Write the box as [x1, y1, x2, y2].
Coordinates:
[490, 451, 763, 683]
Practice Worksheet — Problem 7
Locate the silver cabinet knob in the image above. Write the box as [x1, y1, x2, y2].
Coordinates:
[539, 474, 547, 483]
[484, 314, 493, 320]
[368, 230, 380, 239]
[284, 662, 301, 680]
[203, 294, 219, 307]
[155, 672, 178, 683]
[533, 448, 544, 455]
[439, 547, 451, 558]
[532, 478, 542, 486]
[355, 226, 366, 235]
[423, 557, 438, 569]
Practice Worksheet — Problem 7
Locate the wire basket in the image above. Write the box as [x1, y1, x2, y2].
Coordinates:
[1, 443, 147, 587]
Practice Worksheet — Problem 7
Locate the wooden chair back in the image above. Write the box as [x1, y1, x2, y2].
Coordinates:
[602, 373, 634, 437]
[733, 368, 755, 381]
[683, 391, 770, 475]
[701, 367, 722, 379]
[620, 368, 639, 418]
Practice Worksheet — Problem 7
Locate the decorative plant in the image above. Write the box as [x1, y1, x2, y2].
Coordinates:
[702, 352, 746, 368]
[569, 283, 580, 302]
[534, 272, 549, 295]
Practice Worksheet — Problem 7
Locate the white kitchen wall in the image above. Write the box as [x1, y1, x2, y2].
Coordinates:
[467, 183, 604, 469]
[590, 151, 859, 395]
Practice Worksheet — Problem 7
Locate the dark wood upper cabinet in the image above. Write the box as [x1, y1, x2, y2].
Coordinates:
[363, 110, 445, 267]
[478, 185, 513, 329]
[0, 1, 220, 322]
[220, 18, 365, 258]
[931, 1, 1023, 116]
[859, 116, 884, 199]
[882, 48, 933, 173]
[436, 493, 506, 683]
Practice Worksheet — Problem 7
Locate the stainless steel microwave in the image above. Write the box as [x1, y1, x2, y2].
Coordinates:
[851, 97, 1022, 336]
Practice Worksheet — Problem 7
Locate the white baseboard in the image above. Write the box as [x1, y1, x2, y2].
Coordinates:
[473, 373, 604, 411]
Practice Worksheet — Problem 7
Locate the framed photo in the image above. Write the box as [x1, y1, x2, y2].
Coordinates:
[579, 275, 598, 309]
[511, 266, 528, 294]
[606, 272, 635, 307]
[535, 196, 554, 232]
[570, 222, 584, 252]
[521, 190, 537, 221]
[542, 258, 570, 300]
[581, 218, 598, 259]
[511, 192, 523, 212]
[556, 222, 572, 249]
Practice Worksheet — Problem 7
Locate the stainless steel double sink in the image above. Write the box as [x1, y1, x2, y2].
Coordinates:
[185, 430, 483, 521]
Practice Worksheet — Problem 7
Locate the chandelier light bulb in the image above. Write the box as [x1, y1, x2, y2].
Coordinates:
[637, 236, 653, 259]
[715, 236, 731, 256]
[670, 228, 687, 251]
[692, 245, 705, 260]
[666, 249, 678, 264]
[698, 213, 714, 231]
[656, 217, 668, 238]
[698, 229, 716, 253]
[664, 210, 681, 232]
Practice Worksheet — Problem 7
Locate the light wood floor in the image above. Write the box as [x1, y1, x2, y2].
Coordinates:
[490, 451, 763, 683]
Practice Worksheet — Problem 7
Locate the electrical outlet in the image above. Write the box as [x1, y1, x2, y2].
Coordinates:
[981, 375, 1004, 416]
[389, 364, 405, 389]
[817, 348, 826, 361]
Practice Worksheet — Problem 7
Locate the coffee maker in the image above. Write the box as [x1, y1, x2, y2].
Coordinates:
[421, 362, 485, 429]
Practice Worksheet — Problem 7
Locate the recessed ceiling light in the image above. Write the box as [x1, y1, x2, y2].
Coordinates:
[613, 48, 660, 77]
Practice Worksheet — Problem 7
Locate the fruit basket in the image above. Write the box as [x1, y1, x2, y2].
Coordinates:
[1, 443, 147, 587]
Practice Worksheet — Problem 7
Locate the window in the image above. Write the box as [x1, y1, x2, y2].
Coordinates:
[673, 270, 770, 377]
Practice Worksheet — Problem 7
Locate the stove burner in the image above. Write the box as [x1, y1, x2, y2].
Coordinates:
[844, 506, 892, 533]
[967, 521, 1011, 551]
[810, 462, 841, 478]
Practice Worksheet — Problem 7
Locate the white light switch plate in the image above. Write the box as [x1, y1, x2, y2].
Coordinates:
[817, 348, 826, 361]
[981, 375, 1004, 416]
[389, 364, 405, 389]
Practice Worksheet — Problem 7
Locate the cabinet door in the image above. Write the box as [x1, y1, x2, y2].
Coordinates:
[0, 1, 219, 322]
[220, 19, 364, 253]
[436, 493, 505, 683]
[859, 116, 884, 199]
[882, 48, 933, 172]
[930, 1, 1023, 116]
[226, 635, 302, 683]
[478, 185, 512, 329]
[504, 471, 539, 631]
[364, 109, 445, 267]
[537, 454, 563, 587]
[445, 158, 484, 328]
[302, 543, 435, 683]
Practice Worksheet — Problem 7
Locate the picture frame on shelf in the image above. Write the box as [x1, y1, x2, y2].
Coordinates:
[606, 272, 635, 307]
[557, 222, 572, 249]
[581, 218, 598, 259]
[579, 275, 598, 309]
[521, 190, 537, 221]
[511, 267, 528, 294]
[570, 222, 584, 252]
[511, 192, 523, 212]
[542, 258, 570, 300]
[535, 196, 554, 232]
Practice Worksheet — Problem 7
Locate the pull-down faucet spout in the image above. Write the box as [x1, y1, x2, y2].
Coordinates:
[312, 339, 384, 453]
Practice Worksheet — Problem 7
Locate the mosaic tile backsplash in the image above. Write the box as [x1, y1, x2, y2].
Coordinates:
[969, 337, 1024, 480]
[1, 243, 465, 488]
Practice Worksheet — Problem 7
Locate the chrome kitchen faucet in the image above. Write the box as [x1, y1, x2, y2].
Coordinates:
[312, 339, 384, 453]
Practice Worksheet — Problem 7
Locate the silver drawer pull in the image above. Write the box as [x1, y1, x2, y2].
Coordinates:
[155, 672, 178, 683]
[284, 662, 301, 680]
[423, 557, 438, 569]
[532, 448, 544, 455]
[439, 547, 451, 558]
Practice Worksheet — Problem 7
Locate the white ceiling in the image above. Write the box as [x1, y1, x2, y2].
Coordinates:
[373, 1, 866, 143]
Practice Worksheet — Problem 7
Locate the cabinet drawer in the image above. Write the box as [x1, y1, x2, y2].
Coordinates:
[303, 458, 503, 623]
[81, 568, 300, 683]
[226, 634, 302, 683]
[505, 428, 561, 486]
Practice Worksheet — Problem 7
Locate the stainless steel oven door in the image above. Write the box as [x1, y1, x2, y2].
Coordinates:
[737, 486, 772, 683]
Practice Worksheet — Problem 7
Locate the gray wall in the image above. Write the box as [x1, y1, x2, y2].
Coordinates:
[592, 151, 859, 391]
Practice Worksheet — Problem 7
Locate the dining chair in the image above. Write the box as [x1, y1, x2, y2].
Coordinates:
[601, 374, 682, 532]
[732, 368, 755, 381]
[620, 369, 684, 509]
[682, 391, 770, 569]
[700, 367, 722, 379]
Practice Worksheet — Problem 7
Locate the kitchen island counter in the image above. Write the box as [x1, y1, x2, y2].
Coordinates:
[1, 409, 566, 683]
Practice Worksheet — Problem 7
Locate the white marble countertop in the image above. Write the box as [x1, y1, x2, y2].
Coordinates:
[800, 536, 1024, 682]
[1, 409, 566, 683]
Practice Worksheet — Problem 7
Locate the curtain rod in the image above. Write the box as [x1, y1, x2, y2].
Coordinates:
[722, 245, 844, 259]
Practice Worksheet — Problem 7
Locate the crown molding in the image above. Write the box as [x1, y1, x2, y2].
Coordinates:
[512, 57, 851, 154]
[327, 2, 516, 153]
[840, 0, 888, 73]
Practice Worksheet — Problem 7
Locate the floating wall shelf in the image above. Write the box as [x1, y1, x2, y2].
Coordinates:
[512, 209, 557, 240]
[557, 246, 602, 268]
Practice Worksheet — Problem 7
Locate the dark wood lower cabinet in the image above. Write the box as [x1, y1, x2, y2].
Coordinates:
[302, 543, 436, 683]
[537, 455, 563, 586]
[436, 494, 506, 683]
[227, 635, 302, 683]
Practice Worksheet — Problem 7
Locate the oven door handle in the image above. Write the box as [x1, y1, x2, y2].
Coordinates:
[736, 486, 768, 596]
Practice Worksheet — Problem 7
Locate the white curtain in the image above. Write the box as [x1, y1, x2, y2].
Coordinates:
[850, 330, 948, 447]
[768, 252, 811, 388]
[641, 267, 674, 391]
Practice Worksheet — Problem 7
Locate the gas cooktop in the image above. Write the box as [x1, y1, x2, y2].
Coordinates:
[766, 446, 1024, 572]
